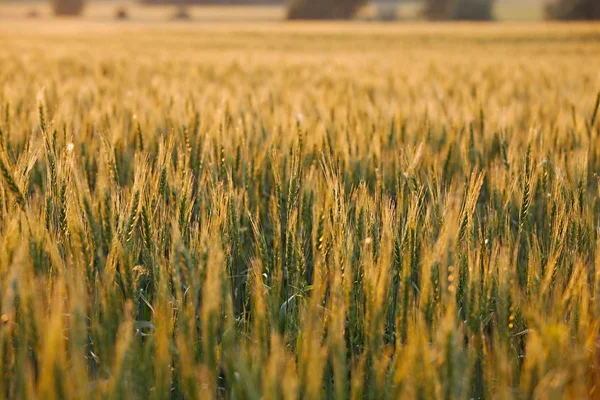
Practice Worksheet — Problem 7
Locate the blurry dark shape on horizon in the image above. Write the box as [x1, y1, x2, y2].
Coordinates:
[376, 3, 399, 20]
[452, 0, 494, 19]
[53, 0, 85, 16]
[26, 9, 41, 18]
[287, 0, 366, 19]
[545, 0, 600, 19]
[172, 6, 191, 19]
[423, 0, 494, 20]
[115, 6, 129, 20]
[422, 0, 450, 19]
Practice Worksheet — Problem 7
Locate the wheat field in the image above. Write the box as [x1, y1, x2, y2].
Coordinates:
[0, 21, 600, 399]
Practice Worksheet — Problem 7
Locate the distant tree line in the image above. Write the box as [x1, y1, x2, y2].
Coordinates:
[422, 0, 494, 20]
[52, 0, 85, 15]
[287, 0, 365, 19]
[545, 0, 600, 20]
[289, 0, 599, 20]
[49, 0, 600, 21]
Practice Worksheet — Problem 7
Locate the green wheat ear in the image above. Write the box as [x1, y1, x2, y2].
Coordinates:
[0, 156, 25, 209]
